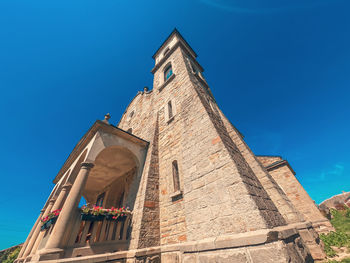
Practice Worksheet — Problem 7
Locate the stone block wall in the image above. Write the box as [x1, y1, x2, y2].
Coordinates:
[257, 156, 333, 233]
[216, 114, 304, 225]
[119, 45, 291, 245]
[116, 30, 328, 261]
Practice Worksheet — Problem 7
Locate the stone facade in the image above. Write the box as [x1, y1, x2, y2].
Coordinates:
[17, 29, 331, 263]
[257, 156, 334, 233]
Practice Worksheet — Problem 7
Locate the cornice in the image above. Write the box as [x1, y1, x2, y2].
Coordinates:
[264, 159, 296, 175]
[151, 41, 203, 74]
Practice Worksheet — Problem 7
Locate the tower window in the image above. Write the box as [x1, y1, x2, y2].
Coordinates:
[191, 63, 197, 73]
[187, 57, 198, 74]
[172, 161, 180, 192]
[163, 47, 170, 56]
[168, 101, 173, 119]
[164, 65, 173, 81]
[190, 61, 197, 73]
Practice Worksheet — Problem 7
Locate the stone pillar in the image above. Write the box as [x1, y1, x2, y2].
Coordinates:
[22, 199, 55, 258]
[30, 183, 72, 255]
[41, 162, 94, 256]
[15, 209, 44, 262]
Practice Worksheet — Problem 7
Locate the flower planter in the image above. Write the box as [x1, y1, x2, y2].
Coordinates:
[40, 216, 58, 231]
[81, 214, 105, 221]
[105, 214, 127, 222]
[41, 222, 49, 231]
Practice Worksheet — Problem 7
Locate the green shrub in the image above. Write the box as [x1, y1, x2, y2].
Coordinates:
[330, 209, 350, 234]
[320, 231, 350, 257]
[326, 258, 350, 263]
[2, 246, 21, 263]
[345, 208, 350, 219]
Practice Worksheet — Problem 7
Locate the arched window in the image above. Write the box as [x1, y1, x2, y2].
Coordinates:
[96, 192, 105, 207]
[164, 65, 173, 81]
[172, 160, 180, 192]
[117, 191, 124, 208]
[168, 101, 173, 119]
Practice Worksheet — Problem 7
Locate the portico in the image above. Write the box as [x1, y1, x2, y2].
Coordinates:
[16, 117, 148, 262]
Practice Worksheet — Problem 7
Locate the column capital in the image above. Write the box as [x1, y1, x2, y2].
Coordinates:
[62, 183, 72, 190]
[81, 162, 94, 169]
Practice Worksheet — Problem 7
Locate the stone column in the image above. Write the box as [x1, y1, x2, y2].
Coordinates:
[51, 183, 72, 211]
[15, 209, 44, 262]
[30, 183, 72, 255]
[42, 162, 94, 255]
[22, 199, 55, 258]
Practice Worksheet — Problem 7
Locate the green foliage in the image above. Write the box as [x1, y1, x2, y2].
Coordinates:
[326, 258, 350, 263]
[320, 231, 350, 257]
[345, 208, 350, 219]
[1, 246, 21, 263]
[320, 208, 350, 258]
[331, 208, 350, 235]
[321, 231, 350, 248]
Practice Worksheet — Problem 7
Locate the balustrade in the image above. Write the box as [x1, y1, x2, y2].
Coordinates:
[74, 213, 131, 245]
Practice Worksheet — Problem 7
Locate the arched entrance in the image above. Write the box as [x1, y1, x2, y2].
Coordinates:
[68, 146, 139, 257]
[83, 146, 138, 207]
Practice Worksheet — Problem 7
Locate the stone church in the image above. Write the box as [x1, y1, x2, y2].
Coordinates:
[16, 29, 333, 263]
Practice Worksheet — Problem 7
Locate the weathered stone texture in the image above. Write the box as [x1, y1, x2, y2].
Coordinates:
[138, 118, 160, 248]
[116, 30, 327, 258]
[217, 113, 304, 225]
[257, 156, 283, 167]
[257, 156, 333, 233]
[19, 30, 330, 263]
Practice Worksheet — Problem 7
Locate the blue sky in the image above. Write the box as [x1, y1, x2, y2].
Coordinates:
[0, 0, 349, 250]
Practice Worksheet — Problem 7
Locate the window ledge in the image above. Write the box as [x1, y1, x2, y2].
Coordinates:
[158, 73, 176, 92]
[167, 116, 175, 124]
[170, 190, 183, 201]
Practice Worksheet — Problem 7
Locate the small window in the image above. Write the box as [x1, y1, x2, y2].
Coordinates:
[163, 47, 170, 56]
[127, 128, 132, 133]
[164, 65, 173, 81]
[190, 61, 197, 73]
[172, 161, 180, 192]
[168, 101, 173, 119]
[129, 111, 134, 118]
[187, 57, 197, 74]
[96, 192, 105, 207]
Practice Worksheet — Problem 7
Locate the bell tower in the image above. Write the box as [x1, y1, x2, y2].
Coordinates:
[17, 29, 328, 263]
[146, 29, 295, 243]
